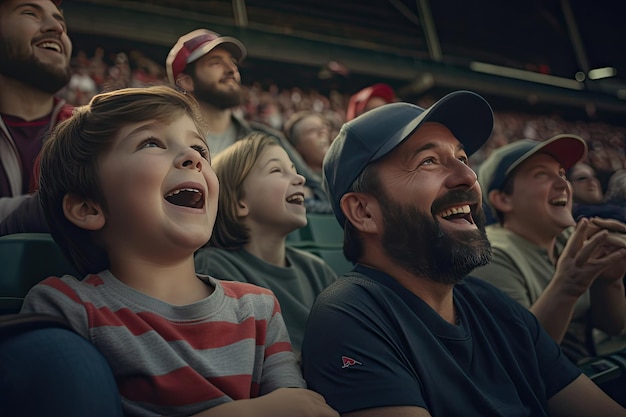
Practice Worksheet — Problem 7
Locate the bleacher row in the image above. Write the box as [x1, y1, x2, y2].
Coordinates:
[0, 214, 350, 315]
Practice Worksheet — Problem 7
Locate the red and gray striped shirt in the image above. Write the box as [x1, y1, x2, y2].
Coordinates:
[21, 271, 305, 416]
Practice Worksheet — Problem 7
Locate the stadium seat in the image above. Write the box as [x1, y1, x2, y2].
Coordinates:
[299, 213, 344, 248]
[311, 248, 354, 276]
[0, 233, 79, 314]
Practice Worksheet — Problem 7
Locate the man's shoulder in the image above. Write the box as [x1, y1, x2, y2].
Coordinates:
[313, 272, 387, 307]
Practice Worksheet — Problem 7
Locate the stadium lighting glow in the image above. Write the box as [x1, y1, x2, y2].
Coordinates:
[588, 67, 617, 80]
[469, 61, 583, 90]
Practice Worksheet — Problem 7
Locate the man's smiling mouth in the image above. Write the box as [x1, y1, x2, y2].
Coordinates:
[35, 40, 63, 54]
[439, 204, 474, 224]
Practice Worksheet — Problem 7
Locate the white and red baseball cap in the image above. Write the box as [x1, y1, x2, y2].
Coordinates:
[166, 29, 246, 84]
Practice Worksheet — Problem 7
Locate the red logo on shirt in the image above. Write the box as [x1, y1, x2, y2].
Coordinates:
[341, 356, 362, 368]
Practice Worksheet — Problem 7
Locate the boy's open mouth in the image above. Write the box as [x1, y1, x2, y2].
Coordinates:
[165, 188, 204, 209]
[286, 192, 305, 205]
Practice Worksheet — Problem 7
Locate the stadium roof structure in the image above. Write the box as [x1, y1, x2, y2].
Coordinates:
[63, 0, 626, 123]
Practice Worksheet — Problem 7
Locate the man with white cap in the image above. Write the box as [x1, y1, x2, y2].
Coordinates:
[301, 90, 626, 416]
[166, 30, 331, 211]
[472, 137, 626, 364]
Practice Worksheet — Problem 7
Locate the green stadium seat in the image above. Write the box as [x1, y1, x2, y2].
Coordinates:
[299, 213, 343, 248]
[0, 233, 79, 314]
[311, 248, 354, 276]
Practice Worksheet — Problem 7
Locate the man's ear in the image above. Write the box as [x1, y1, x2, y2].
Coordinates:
[340, 192, 380, 234]
[176, 74, 194, 94]
[488, 189, 513, 213]
[62, 193, 106, 231]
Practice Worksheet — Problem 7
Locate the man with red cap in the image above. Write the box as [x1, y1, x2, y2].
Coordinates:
[345, 82, 396, 121]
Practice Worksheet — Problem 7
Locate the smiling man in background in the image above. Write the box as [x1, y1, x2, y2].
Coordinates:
[0, 0, 73, 222]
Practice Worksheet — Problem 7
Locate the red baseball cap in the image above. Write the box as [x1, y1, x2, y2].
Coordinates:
[346, 83, 396, 121]
[166, 29, 246, 84]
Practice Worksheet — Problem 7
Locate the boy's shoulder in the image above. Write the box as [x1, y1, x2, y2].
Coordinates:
[206, 274, 276, 298]
[285, 246, 323, 262]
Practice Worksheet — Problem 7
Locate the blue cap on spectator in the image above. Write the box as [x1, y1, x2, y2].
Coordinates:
[323, 90, 494, 227]
[478, 135, 587, 209]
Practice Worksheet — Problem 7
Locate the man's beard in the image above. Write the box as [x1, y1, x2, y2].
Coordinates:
[0, 37, 70, 94]
[380, 189, 492, 286]
[191, 76, 242, 110]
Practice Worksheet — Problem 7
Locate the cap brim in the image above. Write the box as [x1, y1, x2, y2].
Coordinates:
[371, 90, 494, 162]
[506, 134, 587, 176]
[187, 37, 247, 63]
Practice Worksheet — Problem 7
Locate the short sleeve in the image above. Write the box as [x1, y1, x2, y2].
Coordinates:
[302, 283, 426, 413]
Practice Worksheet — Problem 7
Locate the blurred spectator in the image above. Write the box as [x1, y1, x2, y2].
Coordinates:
[569, 161, 604, 205]
[604, 169, 626, 222]
[67, 65, 97, 105]
[345, 82, 396, 121]
[103, 52, 131, 91]
[284, 110, 331, 175]
[568, 162, 625, 223]
[89, 46, 107, 89]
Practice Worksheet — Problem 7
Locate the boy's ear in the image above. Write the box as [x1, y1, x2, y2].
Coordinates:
[341, 192, 380, 234]
[236, 199, 249, 218]
[488, 189, 513, 213]
[62, 193, 106, 231]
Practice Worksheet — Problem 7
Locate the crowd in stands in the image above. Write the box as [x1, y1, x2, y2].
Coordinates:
[58, 47, 626, 190]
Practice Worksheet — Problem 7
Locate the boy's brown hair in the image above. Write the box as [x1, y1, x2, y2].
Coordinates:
[39, 85, 206, 276]
[209, 132, 281, 250]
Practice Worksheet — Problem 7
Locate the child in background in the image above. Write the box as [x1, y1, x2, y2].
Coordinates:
[20, 86, 338, 417]
[194, 132, 337, 355]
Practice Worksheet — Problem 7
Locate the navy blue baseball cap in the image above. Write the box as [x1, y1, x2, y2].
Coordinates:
[478, 135, 587, 209]
[323, 90, 494, 227]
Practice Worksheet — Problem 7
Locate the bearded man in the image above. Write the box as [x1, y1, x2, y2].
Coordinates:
[300, 91, 626, 417]
[166, 29, 332, 212]
[0, 0, 72, 222]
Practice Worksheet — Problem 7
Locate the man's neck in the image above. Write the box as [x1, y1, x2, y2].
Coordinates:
[198, 100, 233, 134]
[0, 77, 56, 121]
[359, 246, 457, 324]
[503, 219, 558, 253]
